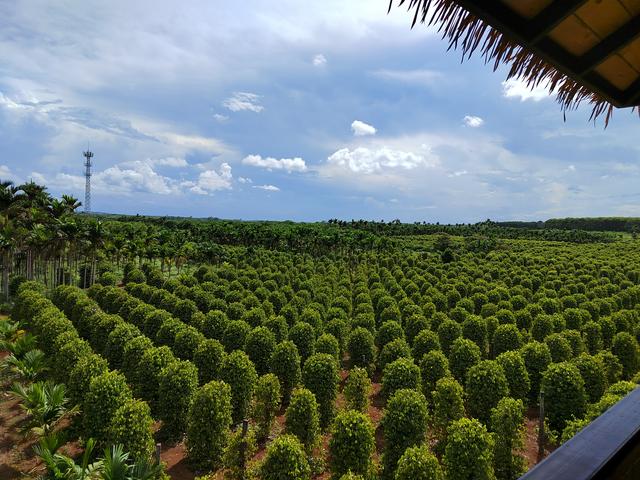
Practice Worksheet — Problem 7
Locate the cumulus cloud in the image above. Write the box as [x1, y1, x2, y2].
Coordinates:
[502, 78, 551, 102]
[238, 176, 252, 184]
[223, 92, 264, 112]
[327, 146, 435, 174]
[0, 165, 19, 182]
[312, 54, 327, 67]
[213, 113, 229, 123]
[463, 115, 484, 128]
[150, 157, 188, 167]
[351, 120, 376, 136]
[371, 69, 443, 87]
[254, 184, 280, 191]
[190, 163, 233, 194]
[242, 154, 307, 172]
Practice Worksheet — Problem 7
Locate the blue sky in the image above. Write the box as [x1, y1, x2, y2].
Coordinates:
[1, 0, 639, 222]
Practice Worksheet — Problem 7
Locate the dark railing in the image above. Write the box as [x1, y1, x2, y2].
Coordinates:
[520, 387, 640, 479]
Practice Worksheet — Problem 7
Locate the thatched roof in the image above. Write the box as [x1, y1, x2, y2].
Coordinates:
[389, 0, 640, 125]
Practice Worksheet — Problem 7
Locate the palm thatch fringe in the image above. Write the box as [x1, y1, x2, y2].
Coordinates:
[389, 0, 640, 125]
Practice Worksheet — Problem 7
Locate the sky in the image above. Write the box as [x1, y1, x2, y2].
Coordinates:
[1, 0, 640, 223]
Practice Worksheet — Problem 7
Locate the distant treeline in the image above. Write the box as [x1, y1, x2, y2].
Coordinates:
[494, 218, 640, 233]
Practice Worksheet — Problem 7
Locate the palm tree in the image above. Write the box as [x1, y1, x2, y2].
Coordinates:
[2, 349, 48, 381]
[10, 381, 77, 437]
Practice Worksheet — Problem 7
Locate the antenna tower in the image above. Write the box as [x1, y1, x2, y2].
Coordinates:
[83, 149, 94, 213]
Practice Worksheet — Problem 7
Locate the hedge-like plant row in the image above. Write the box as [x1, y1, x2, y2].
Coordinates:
[13, 282, 155, 459]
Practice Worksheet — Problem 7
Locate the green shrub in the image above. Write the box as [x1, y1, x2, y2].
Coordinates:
[443, 418, 494, 480]
[520, 341, 552, 402]
[202, 310, 229, 340]
[325, 318, 348, 355]
[582, 321, 603, 354]
[68, 353, 109, 406]
[329, 410, 375, 479]
[253, 373, 281, 440]
[381, 389, 429, 479]
[136, 346, 176, 412]
[158, 360, 199, 440]
[437, 319, 462, 356]
[193, 338, 226, 385]
[490, 397, 526, 480]
[531, 315, 554, 342]
[186, 380, 233, 469]
[449, 337, 481, 384]
[289, 322, 316, 363]
[542, 361, 587, 433]
[348, 327, 376, 372]
[245, 326, 276, 376]
[54, 338, 93, 383]
[121, 335, 153, 381]
[270, 340, 302, 403]
[264, 315, 289, 343]
[382, 357, 421, 398]
[174, 326, 205, 361]
[562, 329, 586, 357]
[109, 398, 154, 461]
[104, 323, 142, 370]
[595, 350, 623, 384]
[220, 350, 258, 424]
[84, 370, 132, 448]
[612, 332, 640, 379]
[545, 333, 573, 363]
[223, 426, 257, 480]
[222, 320, 251, 352]
[462, 315, 488, 356]
[432, 377, 465, 442]
[316, 333, 340, 362]
[378, 338, 412, 371]
[395, 445, 443, 480]
[99, 271, 117, 286]
[155, 317, 184, 349]
[376, 321, 404, 350]
[404, 314, 430, 346]
[412, 330, 441, 360]
[285, 387, 320, 453]
[142, 309, 170, 338]
[260, 434, 311, 480]
[496, 351, 530, 403]
[344, 367, 372, 413]
[303, 353, 339, 429]
[573, 353, 607, 403]
[420, 350, 450, 402]
[492, 324, 522, 357]
[465, 360, 509, 425]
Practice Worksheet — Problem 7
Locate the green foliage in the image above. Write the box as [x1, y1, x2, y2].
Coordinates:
[582, 321, 603, 354]
[443, 418, 495, 480]
[381, 389, 429, 479]
[611, 332, 640, 379]
[253, 373, 281, 440]
[302, 353, 339, 429]
[496, 351, 530, 403]
[285, 387, 320, 453]
[174, 326, 205, 361]
[222, 320, 251, 352]
[316, 333, 340, 362]
[394, 445, 443, 480]
[542, 362, 587, 433]
[490, 397, 525, 480]
[260, 434, 311, 480]
[437, 319, 462, 356]
[492, 324, 522, 357]
[220, 350, 258, 424]
[432, 377, 465, 442]
[329, 410, 375, 480]
[245, 326, 276, 376]
[136, 346, 176, 412]
[376, 321, 404, 349]
[378, 338, 412, 371]
[193, 338, 226, 385]
[572, 353, 607, 403]
[121, 335, 154, 382]
[449, 337, 481, 384]
[187, 380, 233, 469]
[412, 330, 441, 360]
[202, 310, 229, 341]
[289, 322, 316, 363]
[465, 360, 509, 425]
[68, 353, 109, 407]
[270, 340, 302, 403]
[108, 398, 155, 461]
[158, 360, 199, 440]
[520, 341, 552, 401]
[545, 333, 573, 363]
[420, 350, 451, 402]
[382, 357, 421, 398]
[223, 426, 257, 480]
[84, 370, 132, 448]
[595, 350, 623, 385]
[348, 327, 376, 372]
[344, 367, 372, 413]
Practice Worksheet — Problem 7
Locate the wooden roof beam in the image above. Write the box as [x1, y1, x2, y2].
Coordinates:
[527, 0, 590, 44]
[576, 15, 640, 75]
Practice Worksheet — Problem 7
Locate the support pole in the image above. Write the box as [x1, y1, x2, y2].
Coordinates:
[240, 419, 249, 477]
[538, 390, 545, 459]
[155, 442, 161, 465]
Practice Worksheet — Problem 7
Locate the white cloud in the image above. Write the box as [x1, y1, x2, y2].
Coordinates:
[0, 165, 19, 182]
[223, 92, 264, 113]
[502, 78, 551, 102]
[449, 170, 468, 177]
[238, 176, 253, 184]
[254, 184, 280, 191]
[150, 157, 188, 168]
[312, 54, 327, 67]
[371, 69, 443, 87]
[193, 163, 233, 193]
[242, 154, 307, 172]
[213, 113, 229, 123]
[327, 146, 436, 174]
[463, 115, 484, 128]
[351, 120, 377, 137]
